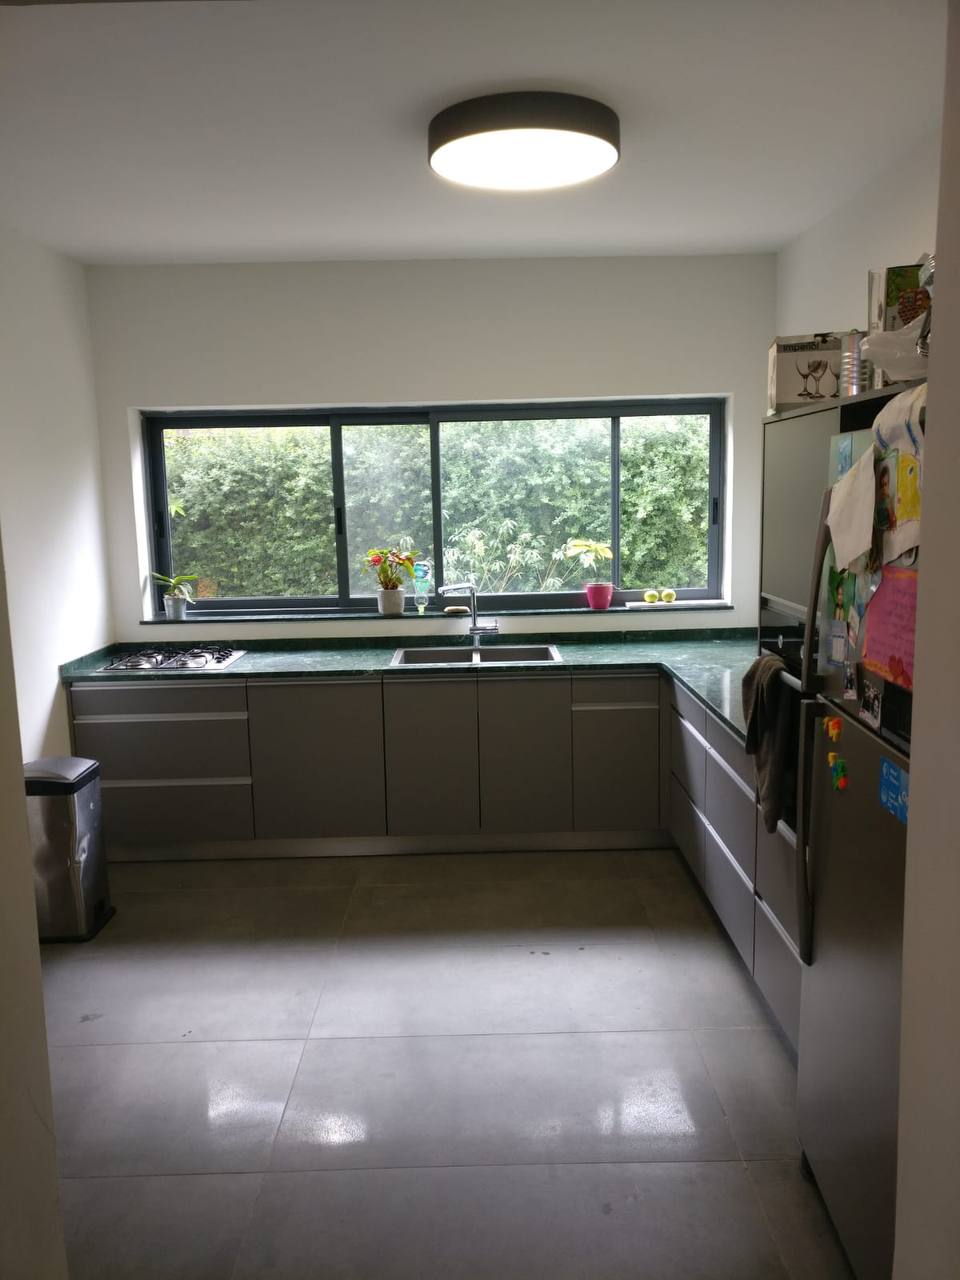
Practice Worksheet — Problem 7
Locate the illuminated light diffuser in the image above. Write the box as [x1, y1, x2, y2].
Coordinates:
[428, 92, 620, 191]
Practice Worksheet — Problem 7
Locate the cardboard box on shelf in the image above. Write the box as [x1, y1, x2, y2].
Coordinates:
[767, 333, 843, 415]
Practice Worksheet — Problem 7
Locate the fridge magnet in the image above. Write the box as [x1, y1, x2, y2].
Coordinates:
[879, 758, 909, 824]
[859, 674, 884, 730]
[862, 565, 917, 689]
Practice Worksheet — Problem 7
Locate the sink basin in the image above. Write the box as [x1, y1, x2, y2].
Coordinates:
[391, 647, 475, 665]
[476, 645, 561, 663]
[390, 644, 562, 667]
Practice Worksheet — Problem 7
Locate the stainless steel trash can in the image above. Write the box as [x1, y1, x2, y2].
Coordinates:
[24, 756, 114, 942]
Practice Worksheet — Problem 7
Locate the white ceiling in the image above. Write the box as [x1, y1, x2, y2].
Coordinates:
[0, 0, 946, 264]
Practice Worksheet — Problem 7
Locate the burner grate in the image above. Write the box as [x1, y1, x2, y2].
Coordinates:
[99, 645, 245, 673]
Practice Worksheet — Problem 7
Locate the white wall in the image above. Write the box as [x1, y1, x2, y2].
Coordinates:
[776, 131, 941, 335]
[894, 5, 960, 1273]
[0, 221, 110, 758]
[0, 531, 68, 1279]
[86, 253, 776, 642]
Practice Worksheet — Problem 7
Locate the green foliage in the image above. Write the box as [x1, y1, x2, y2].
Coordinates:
[161, 415, 711, 599]
[151, 572, 197, 601]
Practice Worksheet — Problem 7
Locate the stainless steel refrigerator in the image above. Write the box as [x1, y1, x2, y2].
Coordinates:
[796, 699, 908, 1280]
[760, 387, 918, 1280]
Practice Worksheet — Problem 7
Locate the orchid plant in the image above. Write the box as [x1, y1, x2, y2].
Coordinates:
[364, 547, 417, 591]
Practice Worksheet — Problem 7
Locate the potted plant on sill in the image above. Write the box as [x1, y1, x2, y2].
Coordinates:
[563, 538, 615, 610]
[364, 547, 417, 616]
[152, 571, 198, 621]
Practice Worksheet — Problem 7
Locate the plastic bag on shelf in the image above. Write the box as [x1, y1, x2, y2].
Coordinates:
[861, 313, 929, 380]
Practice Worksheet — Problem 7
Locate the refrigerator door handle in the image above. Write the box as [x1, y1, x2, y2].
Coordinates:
[795, 697, 819, 964]
[800, 489, 832, 694]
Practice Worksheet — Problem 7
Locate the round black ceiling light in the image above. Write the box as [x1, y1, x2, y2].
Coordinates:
[428, 91, 620, 191]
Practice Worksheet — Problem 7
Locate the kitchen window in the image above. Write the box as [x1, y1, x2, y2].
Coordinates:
[144, 400, 724, 615]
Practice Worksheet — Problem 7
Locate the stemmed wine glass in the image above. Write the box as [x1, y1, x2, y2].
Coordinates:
[810, 360, 828, 399]
[828, 365, 840, 398]
[795, 360, 813, 398]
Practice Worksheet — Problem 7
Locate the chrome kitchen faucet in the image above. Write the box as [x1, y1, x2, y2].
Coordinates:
[437, 583, 499, 649]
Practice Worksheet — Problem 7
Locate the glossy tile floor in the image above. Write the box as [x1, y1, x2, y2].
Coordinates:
[42, 848, 853, 1279]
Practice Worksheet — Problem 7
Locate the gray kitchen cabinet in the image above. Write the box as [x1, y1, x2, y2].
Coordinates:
[704, 710, 755, 790]
[753, 897, 801, 1049]
[383, 676, 480, 835]
[102, 782, 254, 844]
[70, 679, 253, 846]
[670, 773, 705, 885]
[705, 750, 756, 882]
[73, 717, 250, 781]
[248, 679, 386, 838]
[703, 823, 755, 969]
[755, 815, 800, 946]
[670, 707, 707, 809]
[478, 674, 572, 833]
[572, 674, 659, 830]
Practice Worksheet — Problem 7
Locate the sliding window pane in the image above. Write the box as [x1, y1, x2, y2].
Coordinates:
[439, 418, 611, 594]
[619, 414, 711, 591]
[162, 426, 337, 598]
[342, 423, 433, 596]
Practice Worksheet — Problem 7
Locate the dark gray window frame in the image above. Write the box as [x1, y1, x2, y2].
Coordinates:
[143, 398, 725, 616]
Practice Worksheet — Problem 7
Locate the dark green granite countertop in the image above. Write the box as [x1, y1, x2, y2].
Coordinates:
[61, 631, 757, 739]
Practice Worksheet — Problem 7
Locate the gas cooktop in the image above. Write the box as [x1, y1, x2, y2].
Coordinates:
[98, 645, 246, 673]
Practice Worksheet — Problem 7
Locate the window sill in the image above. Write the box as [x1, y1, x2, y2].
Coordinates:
[141, 600, 733, 624]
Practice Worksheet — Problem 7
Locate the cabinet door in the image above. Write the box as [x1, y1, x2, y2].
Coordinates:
[670, 708, 707, 809]
[248, 680, 385, 838]
[383, 677, 479, 835]
[572, 677, 659, 831]
[705, 751, 757, 883]
[478, 675, 572, 833]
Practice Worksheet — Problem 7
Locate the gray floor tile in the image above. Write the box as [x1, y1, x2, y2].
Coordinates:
[42, 887, 350, 1043]
[108, 857, 359, 893]
[747, 1160, 854, 1279]
[354, 847, 683, 885]
[51, 1040, 303, 1176]
[644, 876, 771, 1028]
[233, 1162, 788, 1279]
[695, 1029, 800, 1158]
[340, 877, 653, 944]
[60, 1173, 262, 1280]
[273, 1030, 737, 1171]
[310, 936, 696, 1038]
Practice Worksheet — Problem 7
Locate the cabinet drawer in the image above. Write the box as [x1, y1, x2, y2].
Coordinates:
[573, 704, 659, 830]
[102, 782, 254, 844]
[670, 708, 707, 809]
[73, 718, 250, 781]
[571, 674, 659, 706]
[71, 681, 247, 717]
[756, 817, 800, 946]
[703, 825, 755, 969]
[753, 898, 801, 1050]
[670, 773, 705, 884]
[667, 680, 707, 735]
[705, 751, 756, 882]
[705, 710, 754, 789]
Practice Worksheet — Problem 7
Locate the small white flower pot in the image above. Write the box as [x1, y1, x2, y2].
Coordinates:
[377, 587, 405, 616]
[163, 595, 188, 621]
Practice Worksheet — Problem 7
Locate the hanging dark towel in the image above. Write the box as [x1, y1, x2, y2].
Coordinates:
[742, 654, 790, 834]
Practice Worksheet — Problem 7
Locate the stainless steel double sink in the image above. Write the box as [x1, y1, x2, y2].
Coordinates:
[391, 644, 562, 667]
